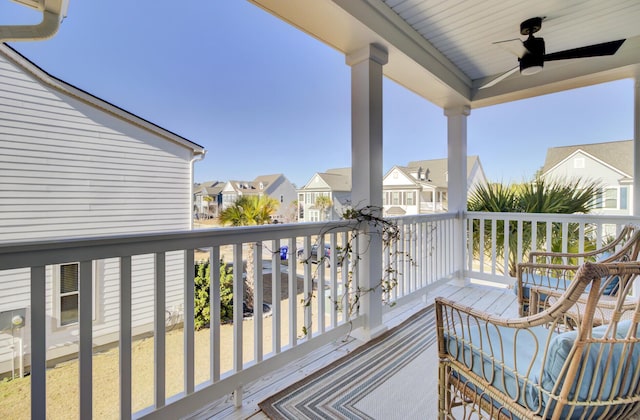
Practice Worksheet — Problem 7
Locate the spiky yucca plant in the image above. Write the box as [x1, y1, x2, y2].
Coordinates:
[468, 177, 600, 276]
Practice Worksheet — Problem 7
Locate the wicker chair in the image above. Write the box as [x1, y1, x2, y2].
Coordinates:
[437, 261, 640, 420]
[516, 224, 640, 317]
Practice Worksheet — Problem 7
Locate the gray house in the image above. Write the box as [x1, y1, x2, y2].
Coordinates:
[540, 140, 632, 216]
[194, 180, 225, 219]
[297, 168, 352, 222]
[0, 43, 205, 375]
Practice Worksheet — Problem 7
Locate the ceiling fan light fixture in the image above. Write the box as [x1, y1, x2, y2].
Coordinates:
[521, 65, 543, 75]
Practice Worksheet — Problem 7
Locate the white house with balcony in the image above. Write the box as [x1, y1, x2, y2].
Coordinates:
[540, 140, 633, 215]
[0, 43, 205, 376]
[383, 156, 487, 216]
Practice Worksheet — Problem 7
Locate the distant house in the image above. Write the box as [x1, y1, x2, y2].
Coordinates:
[297, 168, 352, 222]
[384, 156, 487, 216]
[0, 44, 205, 375]
[298, 158, 487, 221]
[221, 174, 297, 223]
[194, 180, 224, 219]
[540, 140, 632, 215]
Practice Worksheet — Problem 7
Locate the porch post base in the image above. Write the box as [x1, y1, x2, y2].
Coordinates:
[352, 323, 388, 342]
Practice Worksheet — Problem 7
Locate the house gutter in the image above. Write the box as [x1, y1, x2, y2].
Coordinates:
[190, 151, 207, 230]
[0, 0, 69, 42]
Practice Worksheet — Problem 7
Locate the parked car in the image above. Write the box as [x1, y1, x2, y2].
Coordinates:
[297, 243, 343, 266]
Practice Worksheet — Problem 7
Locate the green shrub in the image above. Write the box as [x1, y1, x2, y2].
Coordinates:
[194, 260, 235, 330]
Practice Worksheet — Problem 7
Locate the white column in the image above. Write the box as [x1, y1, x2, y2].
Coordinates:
[633, 77, 640, 216]
[346, 44, 388, 340]
[445, 105, 471, 283]
[634, 77, 640, 299]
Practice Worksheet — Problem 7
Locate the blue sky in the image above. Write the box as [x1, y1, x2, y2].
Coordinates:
[1, 1, 634, 187]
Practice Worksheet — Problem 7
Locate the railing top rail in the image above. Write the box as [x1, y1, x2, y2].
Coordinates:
[0, 220, 358, 270]
[465, 212, 640, 225]
[387, 211, 459, 224]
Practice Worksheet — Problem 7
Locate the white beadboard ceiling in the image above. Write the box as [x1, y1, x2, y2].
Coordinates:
[384, 0, 640, 80]
[250, 0, 640, 108]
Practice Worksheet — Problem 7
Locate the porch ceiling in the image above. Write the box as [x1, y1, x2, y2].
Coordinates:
[249, 0, 640, 109]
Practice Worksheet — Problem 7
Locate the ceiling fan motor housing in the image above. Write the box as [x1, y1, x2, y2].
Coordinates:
[520, 35, 545, 74]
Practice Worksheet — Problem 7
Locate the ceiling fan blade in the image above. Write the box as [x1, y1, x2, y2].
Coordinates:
[544, 39, 625, 62]
[493, 39, 528, 58]
[479, 65, 519, 89]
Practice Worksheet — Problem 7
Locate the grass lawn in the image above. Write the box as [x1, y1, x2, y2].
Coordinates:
[0, 283, 325, 419]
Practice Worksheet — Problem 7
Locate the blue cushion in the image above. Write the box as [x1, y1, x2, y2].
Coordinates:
[517, 265, 620, 304]
[595, 252, 621, 295]
[534, 322, 640, 418]
[445, 323, 554, 412]
[446, 320, 640, 419]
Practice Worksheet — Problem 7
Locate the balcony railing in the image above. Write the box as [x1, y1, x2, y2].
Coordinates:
[1, 211, 637, 418]
[0, 213, 457, 419]
[465, 212, 640, 287]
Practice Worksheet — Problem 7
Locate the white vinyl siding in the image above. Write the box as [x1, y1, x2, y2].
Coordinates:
[0, 52, 194, 373]
[0, 57, 192, 243]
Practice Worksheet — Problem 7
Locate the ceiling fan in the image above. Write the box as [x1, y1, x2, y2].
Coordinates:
[479, 17, 625, 89]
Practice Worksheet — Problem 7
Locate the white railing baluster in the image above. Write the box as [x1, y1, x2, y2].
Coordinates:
[233, 244, 243, 407]
[210, 247, 221, 382]
[479, 217, 485, 274]
[490, 218, 497, 274]
[398, 222, 405, 296]
[530, 220, 537, 260]
[503, 219, 510, 276]
[303, 236, 312, 339]
[329, 233, 338, 328]
[184, 250, 195, 395]
[271, 240, 281, 354]
[562, 222, 569, 259]
[288, 237, 297, 347]
[516, 219, 523, 265]
[254, 243, 263, 363]
[317, 234, 325, 335]
[154, 252, 166, 408]
[342, 232, 350, 320]
[416, 221, 423, 289]
[30, 266, 46, 420]
[79, 260, 93, 419]
[120, 256, 132, 419]
[382, 229, 392, 301]
[578, 224, 586, 264]
[352, 235, 360, 315]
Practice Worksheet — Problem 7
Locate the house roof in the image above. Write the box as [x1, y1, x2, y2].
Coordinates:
[0, 43, 205, 155]
[252, 1, 640, 109]
[253, 174, 283, 191]
[194, 181, 224, 196]
[542, 140, 633, 176]
[405, 156, 481, 188]
[225, 174, 287, 194]
[318, 168, 352, 191]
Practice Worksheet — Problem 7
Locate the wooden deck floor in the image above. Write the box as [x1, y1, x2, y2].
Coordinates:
[189, 280, 518, 419]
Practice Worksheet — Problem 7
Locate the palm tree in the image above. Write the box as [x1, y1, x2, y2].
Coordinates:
[218, 195, 279, 311]
[467, 177, 600, 276]
[315, 195, 333, 221]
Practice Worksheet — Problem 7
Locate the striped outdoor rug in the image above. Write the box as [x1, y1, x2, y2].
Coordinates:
[258, 305, 438, 419]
